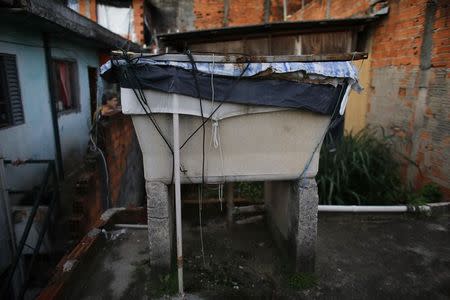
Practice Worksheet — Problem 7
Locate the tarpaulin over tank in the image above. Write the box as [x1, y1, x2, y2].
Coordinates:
[103, 63, 348, 115]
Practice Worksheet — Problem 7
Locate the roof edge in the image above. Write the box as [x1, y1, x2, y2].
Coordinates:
[157, 16, 380, 41]
[12, 0, 141, 51]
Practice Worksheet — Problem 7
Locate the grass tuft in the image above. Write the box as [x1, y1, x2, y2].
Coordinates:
[288, 272, 318, 290]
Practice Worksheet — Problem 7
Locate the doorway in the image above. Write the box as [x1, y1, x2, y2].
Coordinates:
[87, 67, 98, 121]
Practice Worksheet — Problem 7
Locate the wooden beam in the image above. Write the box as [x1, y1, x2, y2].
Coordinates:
[235, 215, 264, 225]
[233, 204, 266, 215]
[112, 51, 368, 62]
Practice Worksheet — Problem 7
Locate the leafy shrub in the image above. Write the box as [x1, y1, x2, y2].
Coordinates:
[418, 183, 442, 203]
[317, 127, 409, 205]
[406, 183, 443, 206]
[238, 181, 264, 202]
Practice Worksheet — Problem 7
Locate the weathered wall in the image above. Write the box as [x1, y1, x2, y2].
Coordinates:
[50, 38, 100, 176]
[101, 114, 145, 208]
[70, 114, 145, 236]
[289, 0, 371, 20]
[289, 0, 450, 199]
[0, 21, 98, 190]
[192, 0, 301, 30]
[0, 24, 55, 191]
[193, 0, 225, 29]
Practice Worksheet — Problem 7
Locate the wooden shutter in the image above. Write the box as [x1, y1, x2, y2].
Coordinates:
[0, 54, 24, 126]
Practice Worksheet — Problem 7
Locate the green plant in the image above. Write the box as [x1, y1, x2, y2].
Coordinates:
[405, 183, 442, 206]
[238, 181, 264, 202]
[288, 272, 317, 290]
[156, 272, 178, 296]
[317, 127, 411, 205]
[418, 183, 442, 203]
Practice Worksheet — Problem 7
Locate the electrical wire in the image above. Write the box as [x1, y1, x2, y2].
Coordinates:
[182, 51, 250, 266]
[185, 49, 207, 266]
[113, 51, 176, 185]
[179, 62, 251, 150]
[89, 112, 110, 208]
[299, 54, 362, 179]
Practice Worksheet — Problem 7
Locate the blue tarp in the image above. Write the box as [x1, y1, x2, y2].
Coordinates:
[101, 58, 359, 84]
[101, 58, 358, 115]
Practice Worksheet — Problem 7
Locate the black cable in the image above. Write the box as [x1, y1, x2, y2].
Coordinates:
[114, 52, 176, 185]
[185, 50, 206, 191]
[112, 51, 250, 187]
[125, 50, 254, 63]
[179, 61, 251, 150]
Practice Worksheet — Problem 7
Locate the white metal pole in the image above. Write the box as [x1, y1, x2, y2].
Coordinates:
[172, 113, 184, 296]
[283, 0, 288, 21]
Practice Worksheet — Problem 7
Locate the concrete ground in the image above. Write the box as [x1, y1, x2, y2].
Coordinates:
[64, 212, 450, 299]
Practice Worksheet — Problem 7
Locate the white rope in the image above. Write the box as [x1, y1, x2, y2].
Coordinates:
[196, 54, 218, 268]
[208, 54, 226, 210]
[89, 113, 110, 208]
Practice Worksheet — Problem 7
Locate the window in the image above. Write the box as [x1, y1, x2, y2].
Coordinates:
[52, 59, 79, 113]
[0, 53, 24, 128]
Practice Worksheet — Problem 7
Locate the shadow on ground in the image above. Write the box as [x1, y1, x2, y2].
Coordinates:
[65, 211, 450, 299]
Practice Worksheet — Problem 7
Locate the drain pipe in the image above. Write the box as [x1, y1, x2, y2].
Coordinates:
[318, 205, 430, 213]
[43, 33, 64, 178]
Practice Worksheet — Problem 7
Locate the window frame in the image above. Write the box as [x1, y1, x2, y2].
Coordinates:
[0, 53, 25, 130]
[51, 58, 80, 116]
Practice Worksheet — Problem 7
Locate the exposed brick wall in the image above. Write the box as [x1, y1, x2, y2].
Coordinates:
[228, 0, 265, 26]
[132, 0, 145, 44]
[194, 0, 225, 29]
[371, 1, 424, 68]
[193, 0, 302, 29]
[72, 0, 145, 45]
[289, 0, 450, 199]
[69, 114, 145, 237]
[431, 2, 450, 68]
[101, 114, 144, 207]
[328, 0, 371, 19]
[414, 0, 450, 197]
[269, 0, 303, 21]
[77, 0, 97, 20]
[289, 0, 327, 20]
[289, 0, 370, 20]
[370, 1, 449, 199]
[89, 0, 97, 22]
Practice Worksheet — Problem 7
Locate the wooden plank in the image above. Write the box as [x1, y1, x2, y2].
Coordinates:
[235, 215, 264, 225]
[301, 32, 353, 54]
[112, 51, 368, 62]
[233, 204, 266, 215]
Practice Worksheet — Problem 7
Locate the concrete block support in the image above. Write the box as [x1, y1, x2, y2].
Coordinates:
[293, 178, 319, 273]
[146, 181, 173, 272]
[265, 178, 319, 273]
